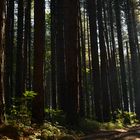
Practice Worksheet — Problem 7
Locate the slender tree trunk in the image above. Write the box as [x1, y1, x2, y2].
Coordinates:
[32, 0, 45, 124]
[87, 0, 102, 122]
[4, 0, 14, 112]
[50, 0, 57, 109]
[28, 0, 32, 91]
[0, 0, 5, 124]
[131, 1, 140, 58]
[108, 0, 121, 114]
[87, 17, 94, 118]
[97, 0, 111, 122]
[79, 3, 88, 117]
[78, 21, 84, 117]
[125, 0, 139, 116]
[115, 0, 129, 111]
[55, 0, 66, 111]
[126, 42, 134, 112]
[78, 2, 85, 117]
[102, 1, 114, 111]
[16, 0, 24, 97]
[23, 0, 31, 91]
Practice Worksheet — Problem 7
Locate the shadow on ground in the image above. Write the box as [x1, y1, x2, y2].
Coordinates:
[80, 125, 140, 140]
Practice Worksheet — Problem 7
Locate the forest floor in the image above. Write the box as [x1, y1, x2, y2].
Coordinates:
[1, 123, 140, 140]
[80, 125, 140, 140]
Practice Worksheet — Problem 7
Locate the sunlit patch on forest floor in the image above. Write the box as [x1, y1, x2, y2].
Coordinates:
[0, 122, 79, 140]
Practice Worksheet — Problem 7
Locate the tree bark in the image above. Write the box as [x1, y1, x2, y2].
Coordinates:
[4, 0, 14, 112]
[32, 0, 45, 124]
[115, 0, 129, 112]
[97, 0, 111, 122]
[63, 0, 79, 124]
[55, 0, 66, 111]
[16, 0, 24, 97]
[87, 0, 102, 122]
[50, 0, 57, 109]
[0, 0, 5, 124]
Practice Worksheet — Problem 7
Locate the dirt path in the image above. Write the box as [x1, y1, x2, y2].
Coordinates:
[80, 126, 140, 140]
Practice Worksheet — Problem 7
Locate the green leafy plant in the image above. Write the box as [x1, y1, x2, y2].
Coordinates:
[9, 91, 37, 125]
[23, 90, 37, 99]
[102, 122, 123, 130]
[41, 122, 63, 136]
[112, 109, 138, 125]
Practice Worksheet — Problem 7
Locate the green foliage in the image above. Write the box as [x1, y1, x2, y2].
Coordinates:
[8, 91, 37, 125]
[39, 122, 78, 140]
[102, 122, 123, 130]
[23, 90, 37, 99]
[112, 109, 138, 125]
[41, 122, 64, 136]
[45, 108, 66, 124]
[78, 118, 124, 131]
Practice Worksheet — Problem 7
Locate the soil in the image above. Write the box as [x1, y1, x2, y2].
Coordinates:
[80, 125, 140, 140]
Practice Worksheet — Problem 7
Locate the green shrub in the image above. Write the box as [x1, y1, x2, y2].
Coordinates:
[102, 122, 123, 130]
[8, 90, 37, 125]
[112, 109, 138, 125]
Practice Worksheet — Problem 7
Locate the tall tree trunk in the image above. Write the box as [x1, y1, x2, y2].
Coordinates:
[125, 0, 139, 116]
[16, 0, 24, 97]
[131, 1, 140, 58]
[97, 0, 111, 122]
[87, 0, 102, 122]
[28, 0, 32, 91]
[32, 0, 45, 124]
[50, 0, 57, 109]
[115, 0, 129, 111]
[0, 0, 5, 124]
[87, 17, 94, 118]
[126, 41, 134, 112]
[63, 0, 79, 124]
[79, 3, 88, 117]
[78, 21, 84, 118]
[23, 0, 31, 91]
[55, 0, 66, 111]
[4, 0, 14, 112]
[79, 2, 85, 117]
[108, 0, 121, 115]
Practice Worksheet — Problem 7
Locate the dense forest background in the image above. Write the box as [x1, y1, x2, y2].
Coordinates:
[0, 0, 140, 128]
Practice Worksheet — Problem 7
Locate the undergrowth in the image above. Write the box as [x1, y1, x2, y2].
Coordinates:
[2, 92, 139, 139]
